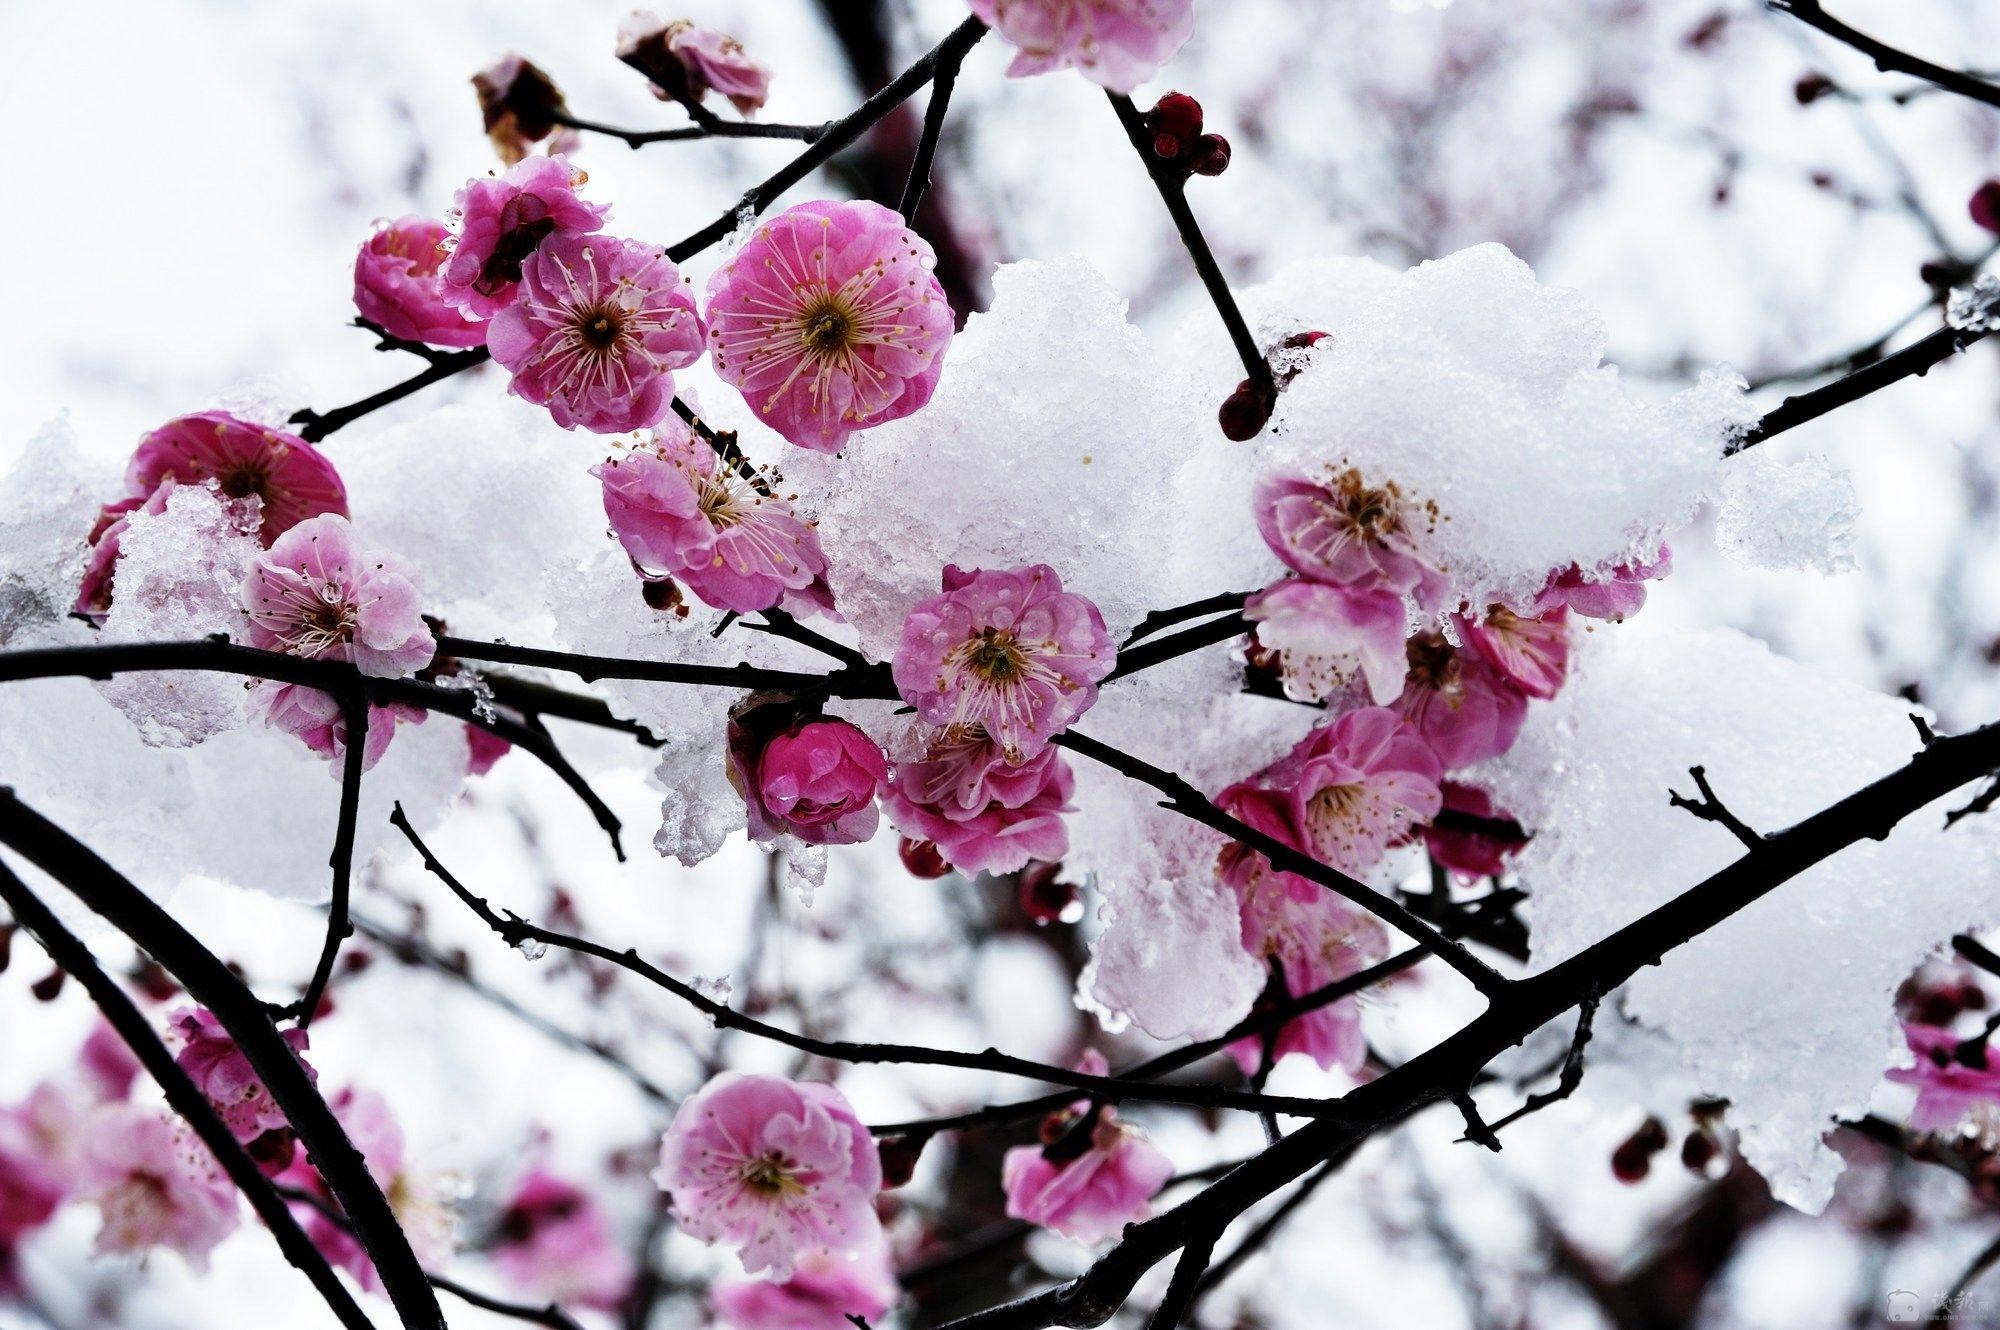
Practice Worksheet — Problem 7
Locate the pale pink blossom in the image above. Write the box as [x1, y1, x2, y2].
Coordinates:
[1391, 631, 1527, 769]
[1887, 1023, 2000, 1133]
[79, 1105, 239, 1270]
[241, 514, 434, 677]
[594, 418, 831, 615]
[1528, 546, 1671, 622]
[1283, 708, 1442, 876]
[489, 232, 705, 434]
[1253, 467, 1446, 606]
[706, 199, 952, 452]
[167, 1006, 311, 1154]
[353, 216, 488, 348]
[1245, 579, 1409, 705]
[1459, 605, 1570, 701]
[883, 729, 1075, 876]
[283, 1087, 463, 1289]
[969, 0, 1196, 94]
[123, 411, 349, 546]
[1000, 1053, 1173, 1244]
[728, 717, 887, 847]
[653, 1072, 883, 1279]
[491, 1167, 636, 1310]
[711, 1234, 899, 1330]
[893, 565, 1114, 761]
[0, 1088, 77, 1250]
[619, 15, 773, 116]
[442, 156, 609, 319]
[1419, 782, 1527, 880]
[257, 686, 427, 773]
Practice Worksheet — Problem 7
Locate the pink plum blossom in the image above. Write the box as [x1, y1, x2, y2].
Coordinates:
[594, 418, 832, 615]
[489, 232, 705, 434]
[1253, 466, 1446, 606]
[1283, 708, 1442, 876]
[241, 514, 435, 677]
[653, 1072, 883, 1279]
[1460, 605, 1570, 701]
[80, 1022, 144, 1102]
[706, 200, 953, 452]
[1887, 1023, 2000, 1133]
[969, 0, 1197, 94]
[491, 1167, 636, 1310]
[1528, 546, 1671, 622]
[79, 1105, 239, 1270]
[353, 216, 488, 348]
[283, 1088, 463, 1289]
[465, 724, 513, 777]
[257, 685, 426, 773]
[711, 1234, 899, 1330]
[1392, 631, 1528, 769]
[892, 565, 1115, 761]
[619, 14, 773, 116]
[442, 156, 609, 319]
[1000, 1053, 1173, 1244]
[883, 729, 1076, 875]
[167, 1006, 311, 1154]
[124, 412, 349, 546]
[1245, 579, 1408, 705]
[1420, 782, 1527, 879]
[728, 717, 887, 847]
[0, 1088, 77, 1257]
[75, 491, 156, 623]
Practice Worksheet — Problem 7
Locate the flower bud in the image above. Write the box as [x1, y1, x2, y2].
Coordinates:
[1187, 133, 1232, 177]
[1018, 861, 1079, 925]
[1972, 181, 2000, 235]
[899, 837, 951, 879]
[1218, 379, 1272, 441]
[472, 55, 572, 165]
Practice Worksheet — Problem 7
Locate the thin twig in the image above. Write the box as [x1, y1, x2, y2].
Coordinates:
[899, 41, 968, 219]
[287, 692, 368, 1025]
[1771, 0, 2000, 110]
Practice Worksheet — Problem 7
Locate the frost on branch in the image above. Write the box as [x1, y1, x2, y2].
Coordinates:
[1946, 274, 2000, 333]
[1714, 450, 1859, 574]
[1483, 627, 2000, 1212]
[1237, 244, 1758, 613]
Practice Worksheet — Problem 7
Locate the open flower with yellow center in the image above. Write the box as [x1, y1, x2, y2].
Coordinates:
[705, 199, 953, 453]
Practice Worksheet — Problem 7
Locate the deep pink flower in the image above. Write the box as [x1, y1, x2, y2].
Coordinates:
[711, 1234, 898, 1330]
[354, 216, 488, 348]
[466, 723, 513, 777]
[1281, 708, 1443, 877]
[1245, 579, 1408, 705]
[594, 419, 831, 615]
[79, 1105, 239, 1270]
[124, 412, 349, 546]
[80, 1022, 144, 1102]
[653, 1072, 883, 1279]
[883, 729, 1076, 875]
[442, 156, 610, 319]
[1460, 605, 1570, 701]
[489, 232, 705, 434]
[257, 685, 426, 773]
[1887, 1023, 2000, 1133]
[1000, 1053, 1173, 1244]
[75, 491, 156, 623]
[491, 1167, 636, 1311]
[1528, 547, 1671, 622]
[1392, 631, 1527, 769]
[0, 1090, 73, 1246]
[168, 1006, 312, 1152]
[1420, 782, 1527, 880]
[241, 514, 434, 677]
[283, 1088, 462, 1289]
[706, 200, 953, 452]
[1252, 467, 1446, 606]
[728, 717, 887, 847]
[892, 565, 1115, 761]
[619, 14, 773, 116]
[969, 0, 1196, 93]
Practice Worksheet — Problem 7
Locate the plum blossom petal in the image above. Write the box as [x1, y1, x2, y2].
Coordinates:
[1253, 466, 1446, 606]
[1459, 605, 1570, 701]
[1285, 708, 1443, 874]
[1245, 578, 1408, 705]
[1419, 782, 1528, 880]
[706, 200, 952, 452]
[1000, 1053, 1173, 1244]
[241, 514, 434, 678]
[256, 685, 426, 773]
[79, 1105, 239, 1271]
[354, 217, 488, 348]
[619, 14, 773, 115]
[969, 0, 1196, 94]
[653, 1072, 883, 1279]
[1392, 631, 1527, 769]
[491, 1167, 636, 1310]
[1887, 1023, 2000, 1133]
[1528, 547, 1671, 622]
[168, 1006, 313, 1153]
[711, 1233, 899, 1330]
[442, 155, 609, 319]
[124, 412, 349, 546]
[883, 728, 1076, 876]
[489, 232, 705, 434]
[728, 717, 887, 848]
[893, 565, 1115, 761]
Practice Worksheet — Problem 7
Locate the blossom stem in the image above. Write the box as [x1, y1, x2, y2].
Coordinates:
[285, 692, 368, 1027]
[552, 109, 829, 146]
[0, 859, 378, 1330]
[1736, 321, 1993, 452]
[1770, 0, 2000, 110]
[290, 346, 491, 443]
[0, 789, 449, 1330]
[1105, 93, 1276, 415]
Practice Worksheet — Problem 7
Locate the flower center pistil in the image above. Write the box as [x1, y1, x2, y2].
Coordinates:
[799, 298, 855, 359]
[739, 1152, 804, 1197]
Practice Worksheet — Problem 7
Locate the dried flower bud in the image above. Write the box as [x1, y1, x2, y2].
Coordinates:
[1793, 73, 1837, 104]
[473, 55, 573, 166]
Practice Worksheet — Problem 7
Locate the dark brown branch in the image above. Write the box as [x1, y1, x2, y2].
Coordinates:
[1666, 765, 1763, 849]
[0, 789, 447, 1330]
[291, 347, 491, 443]
[0, 859, 377, 1330]
[1055, 729, 1511, 997]
[1105, 613, 1252, 682]
[285, 693, 368, 1025]
[553, 109, 829, 146]
[1475, 990, 1602, 1137]
[1121, 592, 1254, 649]
[1142, 1233, 1217, 1330]
[1954, 933, 2000, 980]
[898, 39, 967, 219]
[1771, 1, 2000, 110]
[434, 632, 895, 698]
[392, 805, 1337, 1121]
[1939, 1228, 2000, 1321]
[1736, 323, 1991, 452]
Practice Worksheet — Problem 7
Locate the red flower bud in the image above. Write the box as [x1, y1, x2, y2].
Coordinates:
[1793, 73, 1836, 104]
[1187, 134, 1232, 177]
[1971, 181, 2000, 235]
[899, 837, 951, 879]
[1218, 380, 1272, 441]
[877, 1131, 932, 1189]
[1018, 860, 1079, 925]
[1151, 91, 1203, 145]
